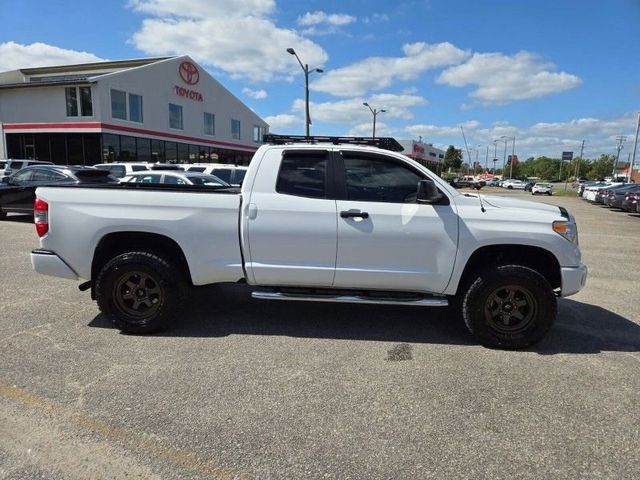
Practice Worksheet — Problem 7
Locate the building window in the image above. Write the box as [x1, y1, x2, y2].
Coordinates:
[231, 119, 241, 140]
[66, 87, 92, 117]
[253, 125, 264, 143]
[79, 87, 92, 116]
[65, 88, 78, 116]
[129, 93, 143, 123]
[204, 112, 215, 136]
[169, 103, 183, 130]
[111, 89, 127, 120]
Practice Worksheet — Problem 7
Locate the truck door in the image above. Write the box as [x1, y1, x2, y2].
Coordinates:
[245, 149, 337, 287]
[333, 151, 459, 294]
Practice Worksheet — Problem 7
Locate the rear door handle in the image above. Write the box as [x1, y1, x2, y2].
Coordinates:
[340, 210, 369, 219]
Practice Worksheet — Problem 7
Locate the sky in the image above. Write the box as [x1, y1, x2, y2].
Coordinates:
[0, 0, 639, 162]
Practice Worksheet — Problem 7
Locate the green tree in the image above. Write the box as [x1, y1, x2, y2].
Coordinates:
[443, 145, 462, 171]
[586, 154, 615, 180]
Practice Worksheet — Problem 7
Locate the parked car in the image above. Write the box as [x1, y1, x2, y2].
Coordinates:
[450, 176, 485, 190]
[524, 181, 535, 192]
[31, 134, 587, 349]
[583, 182, 623, 202]
[607, 184, 640, 210]
[185, 164, 248, 186]
[531, 183, 553, 195]
[621, 188, 640, 212]
[502, 179, 526, 190]
[121, 170, 230, 187]
[93, 162, 151, 178]
[0, 165, 117, 219]
[1, 159, 54, 179]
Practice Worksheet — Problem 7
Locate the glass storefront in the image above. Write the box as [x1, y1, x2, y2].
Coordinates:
[5, 132, 255, 165]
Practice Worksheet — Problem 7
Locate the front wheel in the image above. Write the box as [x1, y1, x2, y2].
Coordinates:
[462, 265, 556, 349]
[95, 251, 186, 334]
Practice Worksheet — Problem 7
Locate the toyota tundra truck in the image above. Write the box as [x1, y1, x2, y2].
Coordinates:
[30, 135, 587, 349]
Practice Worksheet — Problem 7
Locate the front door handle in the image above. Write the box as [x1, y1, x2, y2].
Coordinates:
[340, 210, 369, 219]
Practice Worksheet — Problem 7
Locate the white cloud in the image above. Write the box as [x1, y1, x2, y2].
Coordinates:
[362, 13, 390, 24]
[263, 114, 300, 130]
[129, 0, 327, 82]
[311, 42, 469, 97]
[0, 41, 104, 72]
[437, 51, 582, 104]
[242, 87, 267, 99]
[403, 114, 638, 159]
[297, 11, 356, 26]
[291, 93, 427, 124]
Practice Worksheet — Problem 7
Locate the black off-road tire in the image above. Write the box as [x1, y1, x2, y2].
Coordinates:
[95, 251, 186, 334]
[462, 265, 556, 349]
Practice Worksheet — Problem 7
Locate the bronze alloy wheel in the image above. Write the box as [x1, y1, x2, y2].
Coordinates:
[484, 285, 536, 335]
[113, 270, 163, 320]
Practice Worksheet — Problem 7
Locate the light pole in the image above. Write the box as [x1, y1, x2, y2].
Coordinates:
[629, 112, 640, 183]
[484, 145, 489, 172]
[363, 102, 386, 138]
[494, 138, 508, 176]
[287, 48, 323, 137]
[493, 141, 498, 175]
[501, 136, 516, 178]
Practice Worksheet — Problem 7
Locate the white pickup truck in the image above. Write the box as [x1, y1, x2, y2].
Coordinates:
[31, 135, 587, 349]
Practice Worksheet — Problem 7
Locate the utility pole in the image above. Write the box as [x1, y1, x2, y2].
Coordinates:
[508, 137, 516, 179]
[574, 139, 585, 180]
[485, 145, 489, 172]
[628, 112, 640, 183]
[613, 135, 626, 178]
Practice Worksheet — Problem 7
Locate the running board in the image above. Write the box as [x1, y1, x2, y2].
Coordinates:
[251, 291, 448, 307]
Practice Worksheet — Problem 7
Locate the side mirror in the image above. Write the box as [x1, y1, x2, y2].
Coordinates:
[417, 179, 443, 204]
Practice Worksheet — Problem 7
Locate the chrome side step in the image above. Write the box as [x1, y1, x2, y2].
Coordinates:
[251, 291, 448, 307]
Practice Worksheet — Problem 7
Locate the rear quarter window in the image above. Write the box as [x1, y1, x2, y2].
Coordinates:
[9, 161, 24, 169]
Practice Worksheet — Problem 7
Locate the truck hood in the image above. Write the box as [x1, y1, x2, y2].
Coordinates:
[457, 193, 563, 219]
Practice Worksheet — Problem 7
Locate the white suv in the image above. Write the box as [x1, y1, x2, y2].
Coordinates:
[93, 163, 151, 179]
[185, 163, 248, 186]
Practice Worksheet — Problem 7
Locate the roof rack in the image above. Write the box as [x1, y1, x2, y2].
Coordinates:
[263, 134, 404, 152]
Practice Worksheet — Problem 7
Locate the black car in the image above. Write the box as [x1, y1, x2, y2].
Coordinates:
[0, 165, 117, 219]
[524, 181, 535, 192]
[608, 184, 640, 210]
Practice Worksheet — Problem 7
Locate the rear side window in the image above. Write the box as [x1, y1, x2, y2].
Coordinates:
[131, 165, 149, 172]
[9, 161, 24, 170]
[129, 174, 162, 184]
[187, 167, 206, 173]
[163, 175, 187, 185]
[108, 166, 127, 178]
[233, 169, 247, 185]
[276, 154, 327, 199]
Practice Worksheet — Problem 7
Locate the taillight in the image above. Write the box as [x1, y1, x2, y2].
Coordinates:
[34, 199, 49, 237]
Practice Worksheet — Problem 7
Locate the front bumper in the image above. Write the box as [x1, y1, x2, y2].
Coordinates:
[560, 264, 588, 297]
[31, 249, 78, 280]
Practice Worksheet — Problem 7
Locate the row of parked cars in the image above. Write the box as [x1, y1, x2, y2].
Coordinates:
[0, 160, 247, 219]
[578, 180, 640, 214]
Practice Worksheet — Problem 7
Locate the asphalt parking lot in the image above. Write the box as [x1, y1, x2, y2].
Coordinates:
[1, 189, 639, 479]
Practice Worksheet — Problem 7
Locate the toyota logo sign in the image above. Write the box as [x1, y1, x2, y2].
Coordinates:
[179, 61, 199, 85]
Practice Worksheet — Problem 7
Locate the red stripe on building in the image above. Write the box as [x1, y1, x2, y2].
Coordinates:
[2, 122, 258, 152]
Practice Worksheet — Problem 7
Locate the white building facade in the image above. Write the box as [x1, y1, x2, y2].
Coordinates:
[0, 56, 268, 165]
[398, 139, 445, 171]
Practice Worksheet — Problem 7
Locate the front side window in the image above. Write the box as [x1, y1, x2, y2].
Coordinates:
[276, 154, 327, 199]
[163, 175, 187, 185]
[129, 93, 143, 123]
[130, 174, 161, 184]
[11, 169, 35, 184]
[65, 87, 78, 116]
[231, 119, 241, 140]
[204, 112, 215, 136]
[111, 89, 127, 120]
[79, 87, 92, 116]
[342, 156, 422, 203]
[169, 104, 183, 130]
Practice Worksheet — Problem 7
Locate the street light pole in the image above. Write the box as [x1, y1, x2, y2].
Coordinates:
[493, 141, 498, 175]
[363, 102, 386, 138]
[287, 48, 323, 138]
[628, 112, 640, 183]
[613, 135, 626, 178]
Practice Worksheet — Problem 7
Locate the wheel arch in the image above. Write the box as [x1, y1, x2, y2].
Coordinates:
[455, 244, 561, 296]
[91, 232, 192, 297]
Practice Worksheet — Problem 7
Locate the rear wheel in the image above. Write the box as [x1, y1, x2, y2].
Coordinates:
[462, 265, 556, 349]
[95, 251, 186, 334]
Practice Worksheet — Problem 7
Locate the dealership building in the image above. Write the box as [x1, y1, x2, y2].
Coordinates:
[0, 56, 269, 165]
[398, 139, 445, 171]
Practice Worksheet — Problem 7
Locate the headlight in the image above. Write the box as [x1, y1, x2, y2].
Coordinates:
[553, 220, 578, 244]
